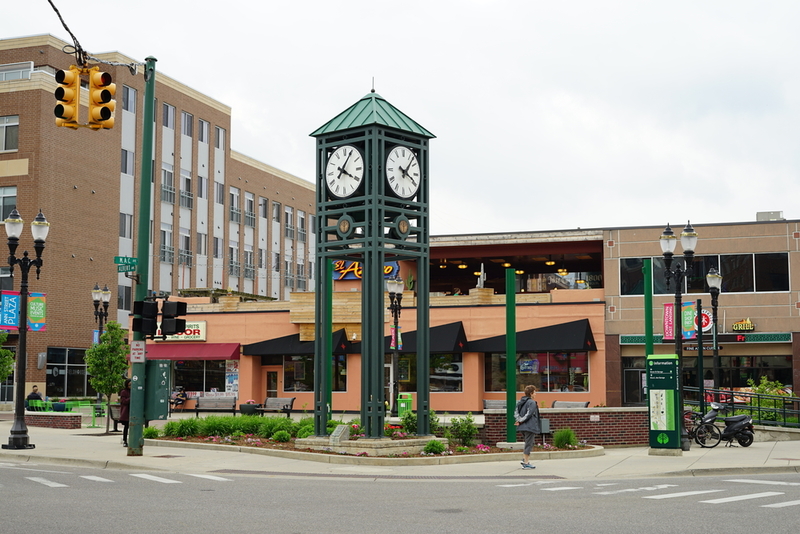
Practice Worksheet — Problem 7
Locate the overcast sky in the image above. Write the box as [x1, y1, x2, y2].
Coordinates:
[5, 1, 800, 236]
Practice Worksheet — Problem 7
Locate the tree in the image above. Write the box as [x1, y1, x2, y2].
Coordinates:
[84, 321, 129, 432]
[0, 331, 14, 384]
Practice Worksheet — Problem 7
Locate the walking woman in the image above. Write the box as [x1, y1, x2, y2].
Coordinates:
[514, 384, 541, 469]
[119, 379, 131, 447]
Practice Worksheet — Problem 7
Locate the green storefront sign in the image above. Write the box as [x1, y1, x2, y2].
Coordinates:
[646, 354, 681, 449]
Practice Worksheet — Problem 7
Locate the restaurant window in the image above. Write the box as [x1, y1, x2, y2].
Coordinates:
[173, 360, 228, 394]
[46, 347, 96, 398]
[483, 352, 589, 393]
[384, 354, 463, 393]
[283, 355, 347, 392]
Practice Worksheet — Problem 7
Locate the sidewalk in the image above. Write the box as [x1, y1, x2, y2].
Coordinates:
[1, 414, 799, 479]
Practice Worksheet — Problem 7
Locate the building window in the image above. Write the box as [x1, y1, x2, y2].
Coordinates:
[180, 169, 193, 209]
[119, 213, 133, 238]
[296, 263, 306, 290]
[283, 354, 346, 392]
[258, 248, 266, 269]
[0, 115, 19, 152]
[213, 237, 223, 259]
[214, 182, 225, 205]
[181, 111, 193, 137]
[0, 186, 17, 220]
[179, 228, 193, 267]
[121, 149, 135, 175]
[0, 62, 32, 81]
[229, 187, 241, 223]
[160, 223, 174, 263]
[272, 201, 281, 222]
[46, 348, 95, 398]
[259, 197, 268, 218]
[215, 126, 225, 150]
[244, 192, 255, 227]
[298, 210, 307, 242]
[163, 103, 175, 129]
[174, 360, 227, 395]
[197, 233, 207, 256]
[244, 245, 255, 280]
[284, 259, 294, 288]
[229, 241, 240, 277]
[198, 176, 208, 199]
[198, 119, 209, 143]
[161, 163, 175, 204]
[284, 206, 295, 239]
[273, 252, 280, 273]
[484, 352, 588, 393]
[122, 86, 136, 113]
[0, 266, 12, 291]
[117, 284, 132, 311]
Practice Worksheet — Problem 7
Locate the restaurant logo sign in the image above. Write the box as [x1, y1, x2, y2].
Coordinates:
[157, 321, 207, 341]
[332, 260, 399, 280]
[732, 318, 756, 332]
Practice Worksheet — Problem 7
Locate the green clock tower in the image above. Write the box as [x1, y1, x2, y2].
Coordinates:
[310, 91, 435, 438]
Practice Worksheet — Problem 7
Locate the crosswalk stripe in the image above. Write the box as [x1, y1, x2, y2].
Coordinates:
[130, 474, 182, 484]
[701, 492, 784, 504]
[81, 476, 114, 482]
[186, 474, 232, 481]
[725, 479, 800, 487]
[26, 477, 68, 488]
[541, 487, 583, 491]
[644, 490, 724, 499]
[762, 500, 800, 509]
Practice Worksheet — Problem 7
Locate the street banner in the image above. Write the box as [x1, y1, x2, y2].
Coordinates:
[663, 302, 674, 341]
[682, 301, 695, 340]
[1, 290, 20, 331]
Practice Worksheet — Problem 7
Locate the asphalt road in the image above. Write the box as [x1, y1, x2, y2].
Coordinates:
[2, 460, 799, 533]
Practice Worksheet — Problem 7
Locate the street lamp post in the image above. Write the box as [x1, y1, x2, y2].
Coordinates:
[387, 276, 404, 417]
[92, 283, 112, 341]
[706, 267, 723, 392]
[659, 221, 697, 452]
[2, 209, 50, 450]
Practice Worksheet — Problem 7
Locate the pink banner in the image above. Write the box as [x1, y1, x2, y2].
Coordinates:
[663, 302, 674, 341]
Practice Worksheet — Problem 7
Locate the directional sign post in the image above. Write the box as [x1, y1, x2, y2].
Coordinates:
[117, 265, 136, 273]
[647, 353, 681, 450]
[114, 256, 139, 266]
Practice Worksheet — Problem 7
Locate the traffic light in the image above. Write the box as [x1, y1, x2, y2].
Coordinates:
[54, 66, 81, 128]
[87, 67, 116, 129]
[132, 300, 159, 336]
[160, 300, 187, 336]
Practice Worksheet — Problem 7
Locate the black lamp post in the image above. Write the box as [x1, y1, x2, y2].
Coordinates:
[2, 209, 50, 450]
[387, 275, 404, 417]
[92, 283, 112, 340]
[706, 267, 723, 391]
[659, 221, 697, 452]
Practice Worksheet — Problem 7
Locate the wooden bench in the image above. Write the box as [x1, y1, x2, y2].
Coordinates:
[257, 397, 296, 418]
[194, 396, 237, 417]
[551, 400, 590, 408]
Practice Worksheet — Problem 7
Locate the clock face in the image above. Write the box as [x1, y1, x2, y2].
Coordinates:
[385, 146, 421, 199]
[325, 145, 364, 199]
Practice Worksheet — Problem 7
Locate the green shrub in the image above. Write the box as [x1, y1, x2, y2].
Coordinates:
[296, 426, 313, 439]
[173, 417, 201, 437]
[423, 439, 446, 454]
[553, 428, 578, 448]
[272, 430, 291, 442]
[161, 421, 180, 437]
[236, 415, 264, 435]
[199, 416, 235, 437]
[142, 426, 160, 439]
[429, 410, 441, 435]
[400, 410, 417, 434]
[747, 376, 788, 421]
[257, 416, 294, 438]
[326, 419, 340, 434]
[449, 412, 478, 446]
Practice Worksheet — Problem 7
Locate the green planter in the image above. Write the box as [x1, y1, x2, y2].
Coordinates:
[239, 404, 259, 416]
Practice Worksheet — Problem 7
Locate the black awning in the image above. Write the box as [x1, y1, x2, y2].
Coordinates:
[242, 329, 352, 356]
[350, 322, 468, 354]
[466, 319, 597, 353]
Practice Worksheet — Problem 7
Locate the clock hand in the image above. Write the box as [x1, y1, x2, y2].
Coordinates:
[399, 164, 417, 186]
[337, 149, 354, 180]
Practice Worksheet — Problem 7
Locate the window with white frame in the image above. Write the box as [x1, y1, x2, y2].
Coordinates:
[258, 248, 266, 269]
[179, 227, 192, 266]
[0, 115, 18, 152]
[273, 252, 280, 273]
[213, 237, 223, 259]
[0, 62, 32, 81]
[160, 223, 174, 263]
[229, 240, 240, 276]
[163, 103, 175, 129]
[215, 126, 225, 150]
[284, 206, 294, 239]
[298, 210, 306, 242]
[180, 168, 193, 209]
[244, 192, 255, 227]
[0, 186, 17, 220]
[161, 163, 175, 204]
[197, 232, 207, 256]
[119, 213, 133, 238]
[272, 201, 281, 222]
[198, 176, 208, 199]
[181, 111, 193, 137]
[259, 197, 268, 218]
[215, 182, 224, 205]
[229, 187, 241, 223]
[122, 86, 136, 113]
[244, 245, 255, 279]
[121, 149, 135, 175]
[198, 119, 209, 143]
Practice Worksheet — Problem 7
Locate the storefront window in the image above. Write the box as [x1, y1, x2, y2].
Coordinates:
[389, 354, 463, 393]
[174, 360, 227, 394]
[282, 355, 347, 392]
[484, 352, 589, 393]
[46, 347, 95, 398]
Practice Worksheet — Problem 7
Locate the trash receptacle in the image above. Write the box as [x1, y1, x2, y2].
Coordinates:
[397, 393, 413, 417]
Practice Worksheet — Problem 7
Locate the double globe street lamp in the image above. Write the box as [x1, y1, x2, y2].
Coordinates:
[706, 267, 723, 390]
[92, 283, 112, 340]
[386, 276, 404, 417]
[2, 209, 50, 450]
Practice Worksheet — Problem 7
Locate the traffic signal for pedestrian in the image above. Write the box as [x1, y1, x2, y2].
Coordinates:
[87, 67, 116, 129]
[160, 300, 187, 336]
[54, 66, 81, 128]
[132, 300, 159, 336]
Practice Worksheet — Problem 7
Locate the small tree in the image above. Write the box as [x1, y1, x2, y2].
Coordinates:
[0, 331, 14, 384]
[84, 321, 129, 432]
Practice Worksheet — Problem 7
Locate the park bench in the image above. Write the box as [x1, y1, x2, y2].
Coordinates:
[551, 400, 590, 408]
[482, 399, 507, 410]
[194, 396, 237, 417]
[257, 397, 296, 418]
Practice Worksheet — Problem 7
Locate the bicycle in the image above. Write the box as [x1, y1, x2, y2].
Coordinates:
[683, 409, 722, 448]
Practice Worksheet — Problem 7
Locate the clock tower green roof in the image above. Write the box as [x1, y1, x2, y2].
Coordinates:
[310, 91, 435, 139]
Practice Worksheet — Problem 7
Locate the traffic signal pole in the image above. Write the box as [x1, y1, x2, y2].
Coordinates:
[128, 56, 157, 456]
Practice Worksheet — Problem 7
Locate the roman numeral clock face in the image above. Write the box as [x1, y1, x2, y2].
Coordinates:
[325, 145, 364, 199]
[386, 146, 421, 199]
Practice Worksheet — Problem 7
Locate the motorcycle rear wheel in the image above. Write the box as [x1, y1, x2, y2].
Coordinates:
[695, 423, 721, 448]
[737, 431, 754, 447]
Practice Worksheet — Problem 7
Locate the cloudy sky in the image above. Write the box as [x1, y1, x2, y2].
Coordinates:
[5, 1, 800, 236]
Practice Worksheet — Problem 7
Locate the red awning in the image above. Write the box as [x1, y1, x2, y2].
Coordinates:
[144, 343, 241, 360]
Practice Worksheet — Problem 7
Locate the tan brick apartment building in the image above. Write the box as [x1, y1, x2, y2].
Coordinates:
[0, 34, 314, 401]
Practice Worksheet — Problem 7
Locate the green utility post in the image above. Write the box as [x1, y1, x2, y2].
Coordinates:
[128, 56, 157, 456]
[643, 259, 653, 358]
[505, 268, 517, 442]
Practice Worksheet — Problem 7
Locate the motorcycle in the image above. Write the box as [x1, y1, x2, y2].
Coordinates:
[694, 402, 755, 448]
